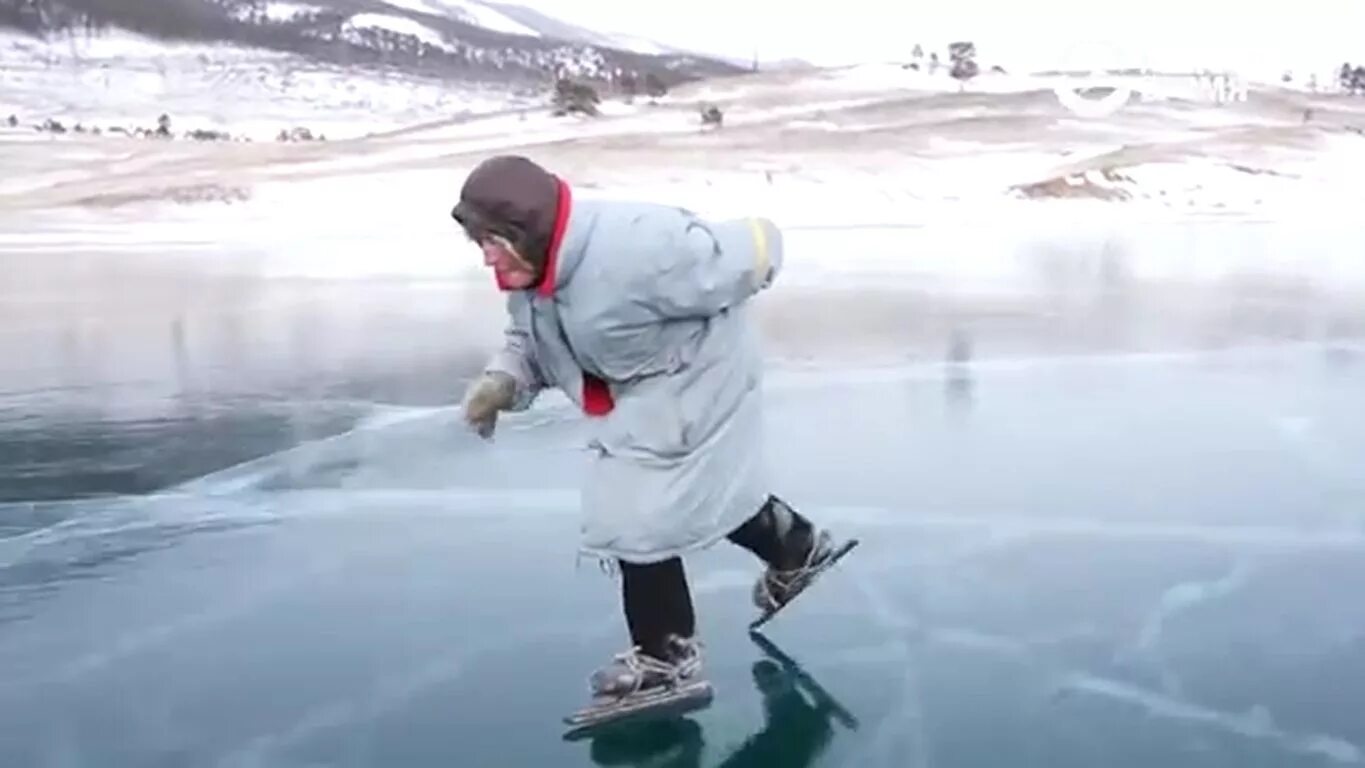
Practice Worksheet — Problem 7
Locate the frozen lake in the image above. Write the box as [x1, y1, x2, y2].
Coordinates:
[2, 245, 1364, 767]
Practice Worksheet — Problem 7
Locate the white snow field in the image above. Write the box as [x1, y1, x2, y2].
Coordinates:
[380, 0, 541, 37]
[225, 1, 327, 23]
[0, 29, 537, 141]
[3, 30, 1365, 314]
[341, 13, 456, 52]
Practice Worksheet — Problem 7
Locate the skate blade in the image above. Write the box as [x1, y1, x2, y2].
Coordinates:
[562, 680, 713, 741]
[749, 538, 859, 631]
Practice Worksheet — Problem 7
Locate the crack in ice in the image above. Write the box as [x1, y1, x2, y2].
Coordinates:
[213, 617, 621, 768]
[1116, 556, 1255, 696]
[3, 535, 434, 693]
[216, 651, 470, 768]
[823, 506, 1365, 552]
[1058, 674, 1365, 764]
[846, 572, 931, 768]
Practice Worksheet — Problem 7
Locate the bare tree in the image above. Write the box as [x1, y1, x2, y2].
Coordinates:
[618, 71, 638, 102]
[948, 41, 979, 89]
[552, 77, 600, 116]
[644, 72, 668, 100]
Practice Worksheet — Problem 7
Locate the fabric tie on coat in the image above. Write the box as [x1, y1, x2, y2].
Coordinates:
[582, 373, 613, 416]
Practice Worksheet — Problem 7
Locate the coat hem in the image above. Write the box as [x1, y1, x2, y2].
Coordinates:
[577, 524, 741, 565]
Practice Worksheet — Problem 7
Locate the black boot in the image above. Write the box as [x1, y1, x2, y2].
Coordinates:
[728, 496, 850, 615]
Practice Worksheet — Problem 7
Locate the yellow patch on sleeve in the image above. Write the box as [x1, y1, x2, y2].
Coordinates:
[747, 218, 770, 289]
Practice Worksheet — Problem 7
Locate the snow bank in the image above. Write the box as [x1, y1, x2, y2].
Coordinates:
[607, 35, 668, 55]
[5, 46, 1365, 303]
[817, 64, 1082, 97]
[0, 29, 526, 140]
[430, 0, 540, 37]
[36, 153, 1356, 297]
[343, 14, 453, 52]
[3, 27, 262, 60]
[379, 0, 540, 37]
[1010, 147, 1365, 220]
[820, 63, 957, 92]
[380, 0, 449, 16]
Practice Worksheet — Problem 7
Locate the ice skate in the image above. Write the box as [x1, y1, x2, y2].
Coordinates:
[563, 635, 713, 739]
[750, 530, 859, 630]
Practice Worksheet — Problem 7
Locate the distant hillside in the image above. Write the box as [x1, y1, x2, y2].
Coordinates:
[0, 0, 745, 88]
[474, 2, 680, 55]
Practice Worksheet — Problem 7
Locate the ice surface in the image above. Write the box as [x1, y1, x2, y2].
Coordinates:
[4, 34, 1365, 765]
[15, 356, 1361, 735]
[1, 259, 1363, 766]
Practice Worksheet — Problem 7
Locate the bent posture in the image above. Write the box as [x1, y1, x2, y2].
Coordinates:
[452, 155, 853, 712]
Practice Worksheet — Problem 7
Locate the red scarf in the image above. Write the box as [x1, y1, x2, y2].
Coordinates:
[500, 178, 614, 417]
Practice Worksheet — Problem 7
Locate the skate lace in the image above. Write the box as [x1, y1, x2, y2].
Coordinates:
[613, 640, 703, 685]
[768, 531, 832, 589]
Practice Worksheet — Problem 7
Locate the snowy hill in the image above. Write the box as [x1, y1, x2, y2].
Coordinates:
[375, 0, 539, 38]
[470, 2, 681, 56]
[0, 0, 743, 89]
[4, 56, 1365, 350]
[0, 26, 535, 140]
[7, 60, 1365, 222]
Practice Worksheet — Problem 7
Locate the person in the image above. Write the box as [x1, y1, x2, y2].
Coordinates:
[451, 154, 849, 705]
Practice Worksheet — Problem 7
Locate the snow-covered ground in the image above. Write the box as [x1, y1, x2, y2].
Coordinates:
[0, 29, 536, 141]
[3, 31, 1365, 304]
[380, 0, 541, 37]
[226, 1, 325, 23]
[341, 13, 456, 52]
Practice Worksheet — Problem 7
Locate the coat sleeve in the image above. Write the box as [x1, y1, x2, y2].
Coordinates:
[641, 210, 784, 319]
[483, 301, 546, 411]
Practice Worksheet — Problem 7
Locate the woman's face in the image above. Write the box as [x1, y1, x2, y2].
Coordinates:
[478, 234, 537, 289]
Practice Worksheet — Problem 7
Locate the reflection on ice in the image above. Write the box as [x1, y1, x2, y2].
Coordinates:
[582, 632, 860, 768]
[2, 329, 1364, 766]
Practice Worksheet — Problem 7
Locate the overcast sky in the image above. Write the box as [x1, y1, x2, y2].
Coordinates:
[514, 0, 1364, 76]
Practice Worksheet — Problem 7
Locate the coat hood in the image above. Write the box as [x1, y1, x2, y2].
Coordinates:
[451, 155, 563, 286]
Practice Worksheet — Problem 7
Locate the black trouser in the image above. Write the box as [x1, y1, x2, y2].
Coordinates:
[619, 495, 815, 660]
